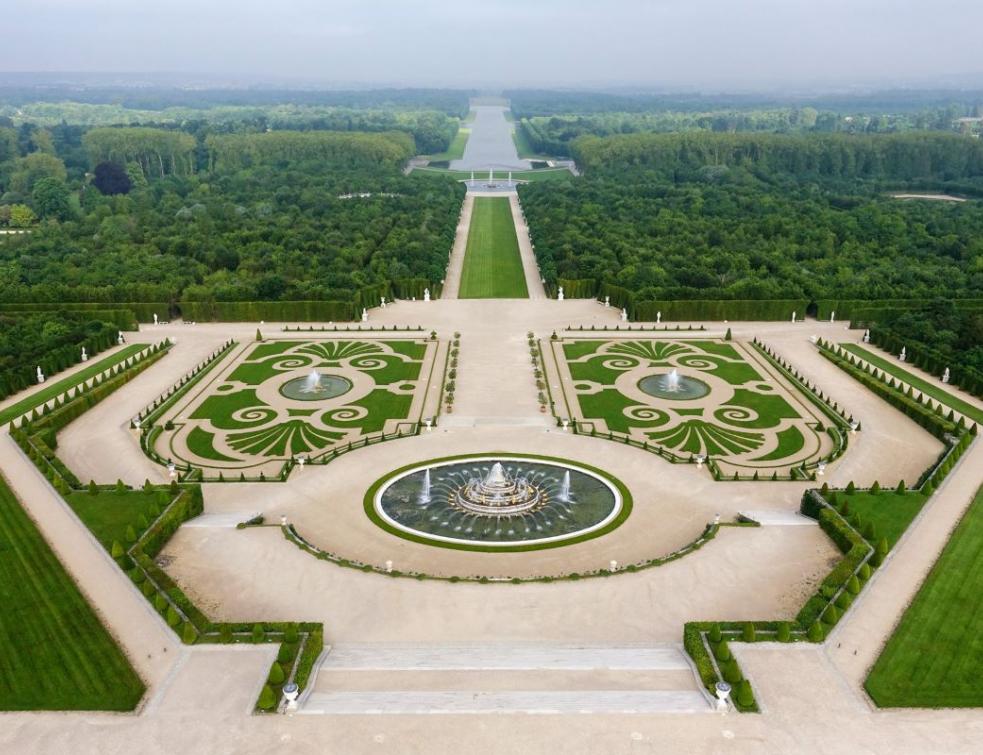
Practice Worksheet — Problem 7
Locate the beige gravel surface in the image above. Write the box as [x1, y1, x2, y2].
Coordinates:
[2, 301, 980, 754]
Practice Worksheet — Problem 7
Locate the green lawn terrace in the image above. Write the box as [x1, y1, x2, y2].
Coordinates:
[149, 337, 444, 478]
[548, 335, 844, 478]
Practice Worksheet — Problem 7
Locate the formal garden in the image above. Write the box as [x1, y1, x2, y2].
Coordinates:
[148, 337, 442, 478]
[549, 336, 845, 478]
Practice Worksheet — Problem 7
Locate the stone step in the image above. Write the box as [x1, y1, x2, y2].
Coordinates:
[183, 512, 260, 528]
[316, 643, 692, 671]
[739, 510, 818, 526]
[299, 689, 711, 715]
[313, 669, 699, 693]
[438, 416, 554, 429]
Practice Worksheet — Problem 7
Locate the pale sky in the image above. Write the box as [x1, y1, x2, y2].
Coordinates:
[2, 0, 982, 90]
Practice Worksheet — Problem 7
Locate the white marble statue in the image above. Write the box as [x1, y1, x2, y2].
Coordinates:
[153, 312, 159, 325]
[621, 308, 628, 322]
[81, 347, 88, 361]
[791, 311, 797, 323]
[36, 366, 44, 383]
[424, 288, 431, 302]
[830, 311, 835, 323]
[656, 311, 662, 324]
[942, 367, 951, 384]
[361, 308, 368, 322]
[557, 286, 564, 301]
[899, 346, 907, 362]
[604, 295, 610, 308]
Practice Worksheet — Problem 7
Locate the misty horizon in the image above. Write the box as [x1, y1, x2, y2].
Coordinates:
[2, 0, 983, 92]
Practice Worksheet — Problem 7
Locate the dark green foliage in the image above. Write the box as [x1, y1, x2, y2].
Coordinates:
[723, 659, 743, 684]
[714, 641, 731, 662]
[777, 622, 791, 642]
[165, 605, 181, 628]
[267, 663, 285, 685]
[807, 622, 825, 641]
[252, 623, 264, 642]
[742, 622, 756, 642]
[181, 622, 197, 644]
[736, 679, 755, 709]
[257, 685, 276, 711]
[708, 623, 722, 644]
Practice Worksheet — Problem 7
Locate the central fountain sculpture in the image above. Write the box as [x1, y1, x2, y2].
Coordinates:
[638, 368, 710, 400]
[373, 456, 621, 547]
[279, 369, 352, 401]
[451, 462, 552, 516]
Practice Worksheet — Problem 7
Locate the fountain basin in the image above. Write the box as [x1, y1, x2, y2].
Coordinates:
[366, 454, 630, 550]
[638, 372, 710, 401]
[279, 373, 353, 401]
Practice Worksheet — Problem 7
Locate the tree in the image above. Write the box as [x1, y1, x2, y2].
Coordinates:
[92, 161, 133, 195]
[32, 177, 71, 220]
[10, 152, 67, 195]
[8, 204, 37, 228]
[268, 662, 285, 685]
[257, 685, 276, 710]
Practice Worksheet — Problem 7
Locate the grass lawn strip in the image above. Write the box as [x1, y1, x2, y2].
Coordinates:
[0, 474, 145, 710]
[459, 197, 529, 298]
[840, 343, 983, 425]
[865, 484, 983, 707]
[0, 344, 145, 426]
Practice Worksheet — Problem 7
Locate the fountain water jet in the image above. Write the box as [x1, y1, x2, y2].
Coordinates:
[418, 468, 432, 504]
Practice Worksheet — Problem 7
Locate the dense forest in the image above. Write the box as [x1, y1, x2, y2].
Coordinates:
[0, 126, 463, 304]
[508, 89, 983, 157]
[875, 302, 983, 383]
[519, 132, 983, 302]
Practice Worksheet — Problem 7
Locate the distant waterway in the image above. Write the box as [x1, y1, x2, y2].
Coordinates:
[451, 105, 531, 171]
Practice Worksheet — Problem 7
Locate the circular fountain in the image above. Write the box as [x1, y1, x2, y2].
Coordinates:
[279, 369, 352, 401]
[638, 369, 710, 400]
[370, 455, 627, 549]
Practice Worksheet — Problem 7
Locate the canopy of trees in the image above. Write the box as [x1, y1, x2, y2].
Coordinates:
[82, 127, 197, 179]
[519, 169, 983, 301]
[205, 131, 415, 172]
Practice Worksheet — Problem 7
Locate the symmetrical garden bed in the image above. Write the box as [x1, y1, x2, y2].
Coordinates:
[549, 336, 840, 477]
[151, 337, 441, 476]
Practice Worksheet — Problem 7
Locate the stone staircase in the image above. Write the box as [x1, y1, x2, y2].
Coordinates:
[299, 643, 712, 715]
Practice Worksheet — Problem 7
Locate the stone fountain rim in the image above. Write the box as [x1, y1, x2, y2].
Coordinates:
[364, 452, 632, 553]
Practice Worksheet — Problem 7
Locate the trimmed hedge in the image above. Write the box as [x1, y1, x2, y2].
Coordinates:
[635, 299, 807, 322]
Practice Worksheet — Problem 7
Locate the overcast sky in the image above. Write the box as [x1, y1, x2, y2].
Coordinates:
[3, 0, 982, 91]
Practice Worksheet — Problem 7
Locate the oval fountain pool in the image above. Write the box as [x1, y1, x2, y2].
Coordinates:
[369, 455, 627, 549]
[638, 369, 710, 400]
[279, 371, 352, 401]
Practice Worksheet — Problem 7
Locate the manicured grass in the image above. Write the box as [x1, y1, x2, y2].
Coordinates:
[0, 344, 145, 426]
[426, 127, 470, 161]
[865, 485, 983, 707]
[0, 475, 145, 710]
[834, 490, 929, 548]
[512, 126, 550, 160]
[459, 197, 529, 299]
[65, 489, 171, 550]
[840, 343, 983, 424]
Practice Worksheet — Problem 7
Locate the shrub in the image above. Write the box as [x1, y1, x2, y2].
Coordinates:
[859, 563, 872, 580]
[714, 641, 731, 662]
[257, 685, 276, 711]
[741, 622, 756, 642]
[166, 605, 181, 628]
[723, 659, 743, 684]
[846, 481, 856, 494]
[823, 605, 840, 625]
[125, 524, 137, 543]
[847, 575, 861, 595]
[182, 622, 197, 644]
[807, 622, 824, 642]
[277, 643, 295, 664]
[895, 480, 906, 494]
[154, 593, 168, 612]
[736, 679, 755, 708]
[220, 624, 233, 644]
[268, 662, 285, 685]
[252, 623, 264, 642]
[708, 623, 722, 644]
[724, 327, 732, 341]
[88, 480, 98, 495]
[111, 540, 125, 558]
[835, 592, 853, 610]
[777, 622, 791, 642]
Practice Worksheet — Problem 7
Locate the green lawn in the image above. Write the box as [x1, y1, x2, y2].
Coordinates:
[459, 197, 529, 298]
[865, 485, 983, 707]
[840, 343, 983, 424]
[0, 344, 145, 426]
[426, 127, 470, 161]
[65, 489, 171, 550]
[0, 475, 145, 710]
[835, 490, 929, 548]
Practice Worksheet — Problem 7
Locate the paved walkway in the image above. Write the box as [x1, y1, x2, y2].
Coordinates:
[439, 193, 473, 300]
[509, 192, 547, 299]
